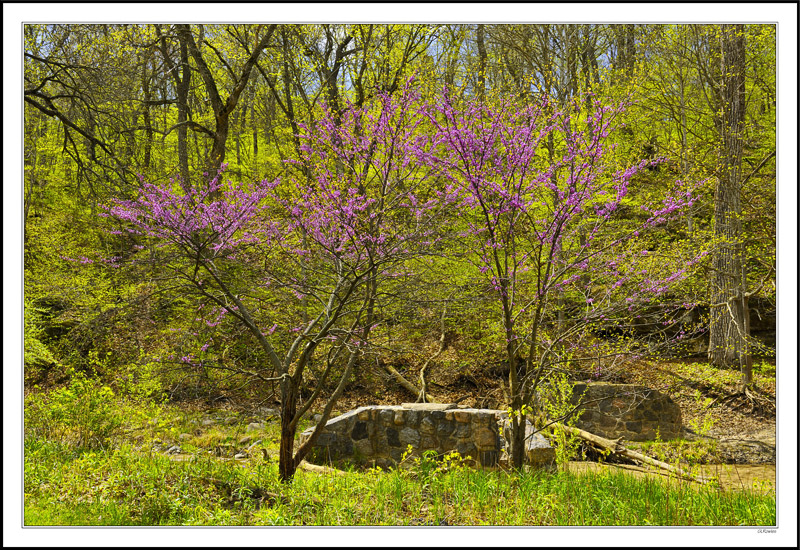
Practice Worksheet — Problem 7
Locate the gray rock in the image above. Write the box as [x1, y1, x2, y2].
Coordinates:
[234, 452, 248, 459]
[386, 427, 401, 447]
[399, 427, 420, 447]
[499, 419, 556, 470]
[352, 421, 369, 440]
[201, 418, 215, 426]
[178, 433, 192, 441]
[354, 438, 373, 459]
[166, 445, 182, 454]
[314, 432, 335, 446]
[456, 441, 477, 457]
[389, 446, 405, 462]
[436, 420, 455, 437]
[370, 435, 388, 455]
[403, 410, 420, 426]
[454, 423, 471, 438]
[330, 438, 353, 460]
[297, 404, 569, 470]
[246, 422, 264, 432]
[626, 420, 643, 433]
[420, 435, 437, 450]
[571, 383, 682, 441]
[419, 417, 436, 435]
[474, 426, 498, 449]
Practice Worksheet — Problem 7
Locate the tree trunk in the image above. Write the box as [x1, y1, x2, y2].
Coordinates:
[476, 24, 487, 102]
[141, 74, 154, 170]
[678, 70, 692, 233]
[174, 27, 191, 185]
[741, 280, 753, 386]
[708, 24, 749, 381]
[251, 86, 259, 171]
[208, 112, 230, 177]
[156, 24, 191, 185]
[506, 316, 525, 469]
[510, 415, 525, 470]
[181, 24, 275, 181]
[233, 106, 242, 167]
[278, 380, 298, 482]
[619, 24, 636, 75]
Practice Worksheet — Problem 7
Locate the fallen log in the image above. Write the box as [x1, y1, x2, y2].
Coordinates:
[551, 423, 710, 484]
[298, 460, 348, 476]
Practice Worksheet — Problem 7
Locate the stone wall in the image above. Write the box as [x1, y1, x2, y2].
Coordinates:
[299, 403, 555, 470]
[299, 383, 683, 469]
[571, 383, 683, 441]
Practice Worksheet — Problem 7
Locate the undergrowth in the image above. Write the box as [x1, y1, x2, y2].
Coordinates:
[22, 362, 776, 526]
[23, 439, 775, 526]
[23, 401, 775, 527]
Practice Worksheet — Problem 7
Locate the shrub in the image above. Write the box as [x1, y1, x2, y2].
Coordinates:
[25, 367, 122, 450]
[540, 373, 585, 466]
[23, 298, 57, 377]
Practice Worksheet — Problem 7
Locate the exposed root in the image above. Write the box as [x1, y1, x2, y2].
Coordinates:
[708, 385, 775, 417]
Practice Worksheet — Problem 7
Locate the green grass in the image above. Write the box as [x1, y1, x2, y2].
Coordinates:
[630, 437, 720, 465]
[22, 379, 776, 527]
[24, 434, 775, 526]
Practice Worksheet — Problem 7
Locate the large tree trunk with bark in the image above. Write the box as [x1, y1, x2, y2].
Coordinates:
[708, 24, 750, 386]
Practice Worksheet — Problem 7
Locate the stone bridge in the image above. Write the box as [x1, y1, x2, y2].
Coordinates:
[299, 384, 683, 469]
[299, 403, 555, 470]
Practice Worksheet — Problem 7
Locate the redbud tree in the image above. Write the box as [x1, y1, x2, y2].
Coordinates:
[414, 91, 702, 468]
[105, 85, 441, 481]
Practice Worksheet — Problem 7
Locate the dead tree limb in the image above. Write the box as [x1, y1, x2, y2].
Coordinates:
[417, 292, 453, 403]
[380, 361, 439, 403]
[298, 460, 348, 476]
[417, 332, 446, 403]
[552, 423, 710, 484]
